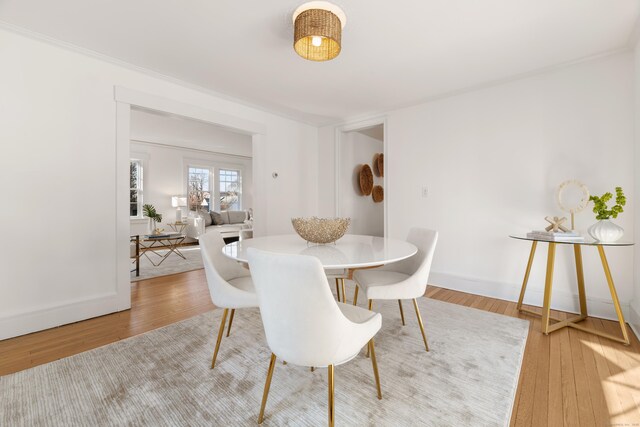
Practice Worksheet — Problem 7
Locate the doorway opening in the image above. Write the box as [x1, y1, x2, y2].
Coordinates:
[115, 87, 267, 312]
[336, 122, 386, 237]
[128, 107, 254, 282]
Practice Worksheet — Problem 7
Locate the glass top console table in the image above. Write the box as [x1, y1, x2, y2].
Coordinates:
[509, 234, 633, 345]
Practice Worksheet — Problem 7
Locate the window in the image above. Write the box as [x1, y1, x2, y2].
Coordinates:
[130, 159, 143, 218]
[219, 169, 241, 211]
[186, 164, 243, 213]
[188, 166, 211, 212]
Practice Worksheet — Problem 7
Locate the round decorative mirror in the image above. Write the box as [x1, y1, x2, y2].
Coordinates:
[555, 180, 589, 229]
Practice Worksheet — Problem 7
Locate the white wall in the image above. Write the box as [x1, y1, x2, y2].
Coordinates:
[318, 125, 336, 218]
[0, 28, 318, 339]
[129, 141, 253, 237]
[130, 108, 253, 157]
[339, 131, 384, 236]
[632, 40, 640, 338]
[320, 51, 635, 321]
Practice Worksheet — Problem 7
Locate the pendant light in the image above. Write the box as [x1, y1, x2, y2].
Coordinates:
[293, 1, 347, 61]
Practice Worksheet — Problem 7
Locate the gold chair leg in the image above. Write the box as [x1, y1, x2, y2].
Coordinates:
[258, 353, 277, 424]
[341, 278, 347, 304]
[398, 300, 406, 326]
[369, 339, 382, 399]
[335, 278, 341, 302]
[353, 286, 359, 306]
[517, 241, 537, 310]
[597, 246, 630, 345]
[328, 364, 335, 427]
[226, 309, 235, 337]
[211, 308, 228, 369]
[412, 299, 429, 352]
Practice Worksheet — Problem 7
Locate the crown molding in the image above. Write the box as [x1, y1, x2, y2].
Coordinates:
[1, 20, 633, 130]
[332, 46, 632, 127]
[0, 20, 332, 127]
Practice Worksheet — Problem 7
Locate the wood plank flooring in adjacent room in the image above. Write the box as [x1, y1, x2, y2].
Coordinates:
[1, 270, 639, 426]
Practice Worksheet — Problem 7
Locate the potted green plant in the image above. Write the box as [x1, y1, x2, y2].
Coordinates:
[143, 204, 163, 235]
[587, 187, 625, 242]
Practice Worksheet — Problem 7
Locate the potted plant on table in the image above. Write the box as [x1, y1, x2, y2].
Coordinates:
[143, 204, 163, 235]
[588, 187, 626, 242]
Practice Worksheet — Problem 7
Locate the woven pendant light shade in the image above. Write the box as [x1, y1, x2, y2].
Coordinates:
[293, 2, 346, 61]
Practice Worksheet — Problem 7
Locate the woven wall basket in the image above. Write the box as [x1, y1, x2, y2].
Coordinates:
[375, 153, 384, 177]
[372, 185, 384, 203]
[359, 164, 374, 196]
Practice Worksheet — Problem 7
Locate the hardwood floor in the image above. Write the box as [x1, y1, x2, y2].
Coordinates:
[0, 271, 214, 376]
[1, 270, 639, 426]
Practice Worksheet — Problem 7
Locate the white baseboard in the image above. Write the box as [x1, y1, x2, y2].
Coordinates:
[0, 293, 122, 340]
[429, 271, 632, 323]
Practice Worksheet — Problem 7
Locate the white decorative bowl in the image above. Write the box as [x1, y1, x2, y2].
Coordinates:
[291, 217, 351, 244]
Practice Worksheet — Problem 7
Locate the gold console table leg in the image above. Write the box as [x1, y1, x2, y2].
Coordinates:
[515, 240, 629, 345]
[541, 242, 556, 334]
[596, 246, 630, 345]
[516, 241, 537, 311]
[573, 245, 588, 316]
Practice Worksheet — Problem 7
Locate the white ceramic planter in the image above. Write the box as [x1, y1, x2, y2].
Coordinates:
[587, 220, 624, 243]
[148, 218, 157, 235]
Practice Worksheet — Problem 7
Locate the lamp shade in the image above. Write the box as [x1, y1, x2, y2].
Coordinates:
[293, 2, 346, 61]
[171, 196, 187, 207]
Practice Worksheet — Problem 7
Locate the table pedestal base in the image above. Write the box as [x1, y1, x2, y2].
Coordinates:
[516, 241, 630, 346]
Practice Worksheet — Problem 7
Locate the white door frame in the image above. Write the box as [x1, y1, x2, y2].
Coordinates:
[334, 117, 388, 237]
[114, 87, 267, 311]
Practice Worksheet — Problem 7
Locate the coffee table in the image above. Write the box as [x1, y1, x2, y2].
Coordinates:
[138, 233, 187, 267]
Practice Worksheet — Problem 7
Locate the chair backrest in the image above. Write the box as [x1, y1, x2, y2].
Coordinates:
[199, 231, 254, 308]
[247, 248, 353, 366]
[384, 228, 438, 292]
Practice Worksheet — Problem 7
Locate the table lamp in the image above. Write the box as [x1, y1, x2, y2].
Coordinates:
[171, 196, 187, 222]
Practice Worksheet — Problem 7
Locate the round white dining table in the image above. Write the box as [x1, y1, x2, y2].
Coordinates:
[222, 234, 418, 271]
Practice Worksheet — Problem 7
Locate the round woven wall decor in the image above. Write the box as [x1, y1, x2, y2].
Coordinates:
[372, 185, 384, 203]
[374, 153, 384, 177]
[359, 164, 374, 196]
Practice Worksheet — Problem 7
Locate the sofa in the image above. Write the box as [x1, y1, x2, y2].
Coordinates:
[187, 210, 252, 240]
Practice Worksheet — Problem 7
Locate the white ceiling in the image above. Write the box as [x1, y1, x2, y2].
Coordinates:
[1, 1, 638, 125]
[356, 125, 384, 142]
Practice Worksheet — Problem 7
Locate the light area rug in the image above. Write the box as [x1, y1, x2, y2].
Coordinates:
[131, 246, 203, 282]
[0, 298, 529, 426]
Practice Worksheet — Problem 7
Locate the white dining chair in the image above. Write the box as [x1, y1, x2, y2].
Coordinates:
[199, 230, 258, 368]
[352, 228, 438, 352]
[247, 248, 383, 427]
